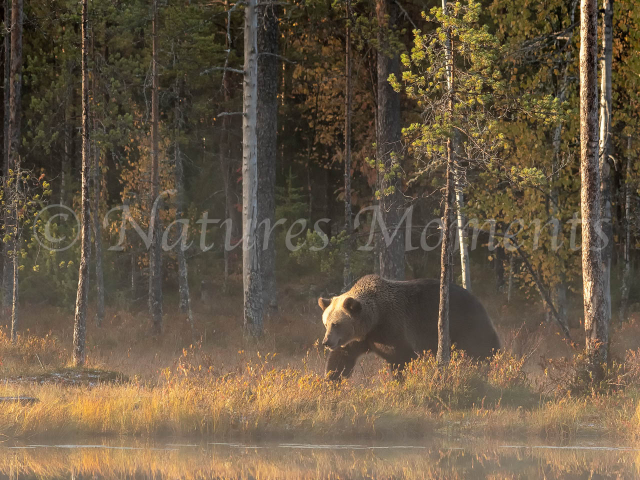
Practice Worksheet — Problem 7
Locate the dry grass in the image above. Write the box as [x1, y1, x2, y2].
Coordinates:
[1, 286, 640, 443]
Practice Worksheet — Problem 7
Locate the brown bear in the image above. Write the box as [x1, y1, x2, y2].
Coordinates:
[318, 274, 500, 380]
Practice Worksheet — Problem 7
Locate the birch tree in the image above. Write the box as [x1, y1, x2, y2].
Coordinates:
[149, 0, 163, 335]
[598, 0, 613, 325]
[73, 0, 91, 366]
[376, 0, 405, 280]
[579, 0, 608, 380]
[242, 0, 264, 336]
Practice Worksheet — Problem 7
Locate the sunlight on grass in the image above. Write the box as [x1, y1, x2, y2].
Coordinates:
[1, 346, 639, 441]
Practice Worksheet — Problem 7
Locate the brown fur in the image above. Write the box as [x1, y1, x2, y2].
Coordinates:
[318, 274, 501, 380]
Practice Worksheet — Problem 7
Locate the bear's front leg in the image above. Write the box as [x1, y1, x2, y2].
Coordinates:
[325, 338, 369, 381]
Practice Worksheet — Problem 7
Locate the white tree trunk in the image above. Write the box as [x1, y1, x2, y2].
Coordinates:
[455, 185, 471, 290]
[73, 0, 91, 367]
[580, 0, 608, 379]
[242, 0, 263, 336]
[598, 0, 613, 326]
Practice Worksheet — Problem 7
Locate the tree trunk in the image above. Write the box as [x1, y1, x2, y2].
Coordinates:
[242, 0, 263, 337]
[598, 0, 613, 327]
[73, 0, 90, 367]
[2, 0, 10, 320]
[580, 0, 608, 379]
[343, 0, 353, 291]
[436, 0, 454, 366]
[437, 145, 454, 366]
[455, 184, 471, 290]
[256, 0, 278, 311]
[7, 0, 21, 343]
[619, 135, 633, 324]
[376, 0, 404, 280]
[149, 0, 163, 334]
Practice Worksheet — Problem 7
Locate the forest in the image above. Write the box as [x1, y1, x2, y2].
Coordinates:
[0, 0, 639, 459]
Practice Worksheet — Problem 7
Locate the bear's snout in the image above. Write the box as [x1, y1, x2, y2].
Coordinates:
[322, 331, 342, 350]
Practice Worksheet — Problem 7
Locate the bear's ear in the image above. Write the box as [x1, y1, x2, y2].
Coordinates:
[318, 297, 332, 311]
[343, 297, 362, 315]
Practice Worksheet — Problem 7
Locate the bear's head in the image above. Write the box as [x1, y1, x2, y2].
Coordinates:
[317, 296, 362, 349]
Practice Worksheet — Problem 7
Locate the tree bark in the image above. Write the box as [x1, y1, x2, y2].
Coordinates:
[437, 145, 454, 366]
[343, 0, 353, 291]
[242, 0, 264, 337]
[73, 0, 91, 366]
[619, 135, 633, 324]
[256, 0, 278, 311]
[598, 0, 613, 326]
[376, 0, 404, 280]
[436, 0, 454, 366]
[455, 183, 471, 290]
[580, 0, 608, 379]
[149, 0, 163, 334]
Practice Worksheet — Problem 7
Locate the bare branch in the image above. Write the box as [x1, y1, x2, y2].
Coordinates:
[216, 111, 245, 118]
[394, 0, 418, 31]
[258, 52, 296, 64]
[201, 66, 244, 76]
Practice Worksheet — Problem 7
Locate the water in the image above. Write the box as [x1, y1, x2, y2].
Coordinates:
[1, 438, 639, 479]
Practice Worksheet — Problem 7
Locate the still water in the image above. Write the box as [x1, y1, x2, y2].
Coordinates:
[1, 438, 639, 479]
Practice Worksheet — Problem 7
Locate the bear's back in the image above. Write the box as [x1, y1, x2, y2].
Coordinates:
[380, 277, 500, 359]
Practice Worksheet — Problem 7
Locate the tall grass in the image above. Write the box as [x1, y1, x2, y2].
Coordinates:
[1, 348, 639, 441]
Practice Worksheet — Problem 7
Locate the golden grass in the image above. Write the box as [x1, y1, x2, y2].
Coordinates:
[1, 293, 640, 443]
[1, 349, 639, 442]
